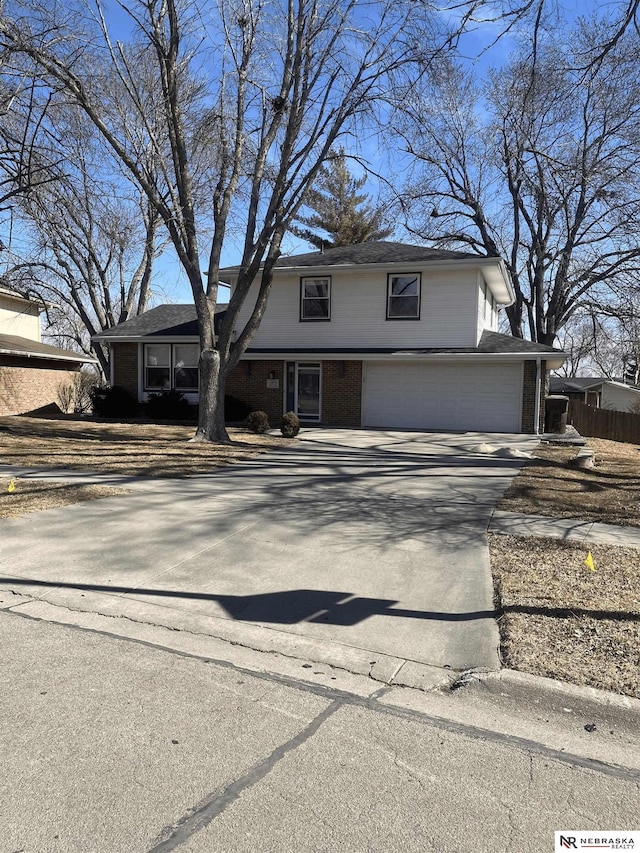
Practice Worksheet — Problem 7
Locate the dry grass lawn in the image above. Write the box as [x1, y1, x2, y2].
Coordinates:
[492, 436, 640, 697]
[489, 534, 640, 698]
[498, 437, 640, 527]
[0, 414, 295, 518]
[0, 477, 129, 519]
[0, 415, 294, 478]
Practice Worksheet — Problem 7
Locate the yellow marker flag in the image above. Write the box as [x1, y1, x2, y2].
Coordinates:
[584, 551, 595, 572]
[8, 479, 15, 493]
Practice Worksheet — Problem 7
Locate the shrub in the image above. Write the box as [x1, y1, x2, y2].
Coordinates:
[57, 371, 95, 414]
[280, 411, 300, 437]
[247, 410, 270, 434]
[90, 385, 140, 419]
[225, 394, 252, 422]
[145, 389, 193, 421]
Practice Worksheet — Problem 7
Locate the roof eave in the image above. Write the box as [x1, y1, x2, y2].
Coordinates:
[0, 347, 97, 364]
[242, 349, 566, 367]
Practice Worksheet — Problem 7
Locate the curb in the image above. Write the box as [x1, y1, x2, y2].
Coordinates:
[468, 668, 640, 727]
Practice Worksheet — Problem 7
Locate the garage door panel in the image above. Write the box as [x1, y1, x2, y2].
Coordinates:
[363, 362, 522, 432]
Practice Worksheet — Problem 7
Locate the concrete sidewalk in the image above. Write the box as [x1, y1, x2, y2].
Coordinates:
[489, 510, 640, 548]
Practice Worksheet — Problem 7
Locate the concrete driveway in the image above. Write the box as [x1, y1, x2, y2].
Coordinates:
[0, 429, 539, 675]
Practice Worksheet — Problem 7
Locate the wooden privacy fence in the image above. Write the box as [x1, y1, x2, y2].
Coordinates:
[568, 399, 640, 444]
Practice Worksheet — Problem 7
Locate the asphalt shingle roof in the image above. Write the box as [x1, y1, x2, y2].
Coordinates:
[94, 304, 227, 339]
[220, 241, 488, 274]
[0, 334, 94, 363]
[550, 376, 640, 393]
[246, 332, 564, 357]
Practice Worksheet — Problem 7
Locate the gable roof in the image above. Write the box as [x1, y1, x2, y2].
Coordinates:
[271, 242, 482, 268]
[550, 376, 640, 394]
[0, 333, 96, 364]
[93, 304, 227, 341]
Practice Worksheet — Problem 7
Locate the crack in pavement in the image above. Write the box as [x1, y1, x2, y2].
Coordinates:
[146, 698, 344, 853]
[4, 590, 409, 688]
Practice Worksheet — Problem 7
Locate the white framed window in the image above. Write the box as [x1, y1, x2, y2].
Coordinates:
[387, 273, 421, 319]
[300, 277, 331, 320]
[173, 343, 199, 391]
[145, 344, 171, 390]
[144, 343, 199, 391]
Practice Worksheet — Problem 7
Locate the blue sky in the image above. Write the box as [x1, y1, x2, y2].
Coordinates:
[3, 0, 617, 308]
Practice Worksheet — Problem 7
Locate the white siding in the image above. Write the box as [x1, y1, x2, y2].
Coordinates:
[601, 383, 640, 413]
[234, 267, 481, 349]
[476, 272, 501, 338]
[0, 294, 41, 341]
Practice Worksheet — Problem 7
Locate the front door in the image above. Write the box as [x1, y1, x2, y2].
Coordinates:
[296, 363, 321, 421]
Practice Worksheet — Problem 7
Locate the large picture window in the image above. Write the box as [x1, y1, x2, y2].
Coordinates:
[300, 277, 331, 320]
[144, 343, 199, 391]
[387, 273, 421, 319]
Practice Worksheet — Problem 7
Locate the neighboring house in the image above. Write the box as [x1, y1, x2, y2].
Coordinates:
[94, 242, 565, 433]
[550, 376, 640, 413]
[0, 286, 94, 416]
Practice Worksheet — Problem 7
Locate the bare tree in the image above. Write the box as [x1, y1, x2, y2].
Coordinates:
[401, 20, 640, 347]
[11, 127, 163, 377]
[1, 0, 543, 441]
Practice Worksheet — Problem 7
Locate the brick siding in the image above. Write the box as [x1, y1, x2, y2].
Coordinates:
[521, 359, 546, 433]
[226, 359, 364, 427]
[0, 357, 80, 415]
[111, 342, 139, 397]
[321, 361, 362, 427]
[226, 360, 285, 426]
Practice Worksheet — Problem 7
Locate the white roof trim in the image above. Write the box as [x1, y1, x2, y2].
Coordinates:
[0, 346, 97, 364]
[241, 351, 565, 368]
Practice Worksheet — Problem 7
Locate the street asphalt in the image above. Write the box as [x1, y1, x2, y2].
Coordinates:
[2, 428, 640, 851]
[2, 610, 639, 853]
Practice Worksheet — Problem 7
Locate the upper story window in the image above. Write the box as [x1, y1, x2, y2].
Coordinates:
[144, 343, 199, 391]
[300, 276, 331, 321]
[387, 273, 421, 319]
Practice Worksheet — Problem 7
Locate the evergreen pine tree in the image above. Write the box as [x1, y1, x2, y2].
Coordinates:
[291, 150, 392, 249]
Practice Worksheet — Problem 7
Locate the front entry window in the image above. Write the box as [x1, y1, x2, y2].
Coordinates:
[296, 363, 321, 420]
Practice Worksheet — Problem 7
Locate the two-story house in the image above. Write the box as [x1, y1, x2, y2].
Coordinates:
[95, 242, 565, 433]
[0, 285, 93, 416]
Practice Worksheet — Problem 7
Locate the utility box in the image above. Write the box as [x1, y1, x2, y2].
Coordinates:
[545, 395, 569, 434]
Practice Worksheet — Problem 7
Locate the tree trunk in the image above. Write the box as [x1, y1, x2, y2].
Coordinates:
[191, 348, 230, 443]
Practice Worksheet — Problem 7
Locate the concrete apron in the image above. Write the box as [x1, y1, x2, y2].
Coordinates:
[0, 429, 539, 680]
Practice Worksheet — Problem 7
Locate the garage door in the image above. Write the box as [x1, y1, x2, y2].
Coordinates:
[362, 361, 523, 432]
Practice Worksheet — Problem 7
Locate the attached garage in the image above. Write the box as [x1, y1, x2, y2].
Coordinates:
[362, 361, 523, 433]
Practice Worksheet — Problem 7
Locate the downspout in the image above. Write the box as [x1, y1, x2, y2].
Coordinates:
[534, 357, 542, 435]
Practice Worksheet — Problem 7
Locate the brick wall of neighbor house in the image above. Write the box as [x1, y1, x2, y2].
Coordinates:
[521, 360, 546, 433]
[111, 342, 139, 397]
[0, 357, 80, 415]
[321, 361, 363, 427]
[226, 360, 285, 425]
